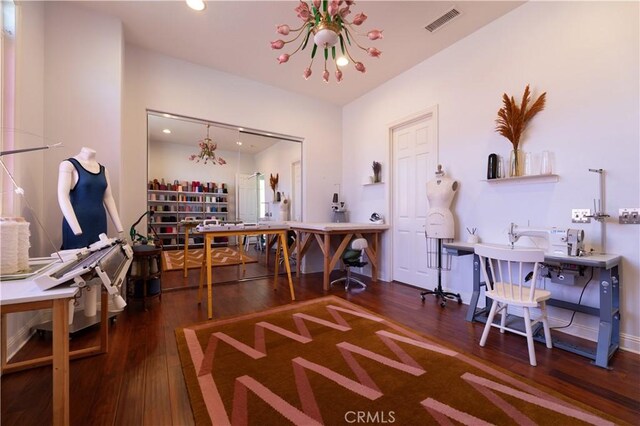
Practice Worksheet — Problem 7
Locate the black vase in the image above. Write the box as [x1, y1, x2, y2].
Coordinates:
[487, 153, 498, 179]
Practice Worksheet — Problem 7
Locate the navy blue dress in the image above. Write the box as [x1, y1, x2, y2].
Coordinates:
[61, 158, 108, 249]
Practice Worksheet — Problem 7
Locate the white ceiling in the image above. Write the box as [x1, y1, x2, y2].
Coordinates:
[78, 0, 524, 106]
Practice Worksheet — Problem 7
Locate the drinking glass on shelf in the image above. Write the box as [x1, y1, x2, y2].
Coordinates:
[496, 155, 505, 178]
[524, 152, 533, 175]
[540, 151, 552, 175]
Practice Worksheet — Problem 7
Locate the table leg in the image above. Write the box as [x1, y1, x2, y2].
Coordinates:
[100, 290, 108, 353]
[239, 234, 246, 274]
[206, 235, 213, 319]
[198, 253, 205, 303]
[280, 232, 296, 301]
[594, 266, 619, 369]
[183, 227, 190, 278]
[1, 313, 7, 370]
[323, 233, 331, 291]
[52, 298, 70, 426]
[274, 233, 281, 287]
[295, 231, 301, 277]
[466, 254, 483, 322]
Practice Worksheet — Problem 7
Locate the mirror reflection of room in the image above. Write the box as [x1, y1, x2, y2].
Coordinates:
[146, 111, 302, 288]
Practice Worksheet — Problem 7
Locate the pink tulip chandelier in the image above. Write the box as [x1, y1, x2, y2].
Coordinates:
[271, 0, 383, 83]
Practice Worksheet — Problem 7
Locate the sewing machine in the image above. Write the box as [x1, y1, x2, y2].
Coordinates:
[508, 222, 585, 257]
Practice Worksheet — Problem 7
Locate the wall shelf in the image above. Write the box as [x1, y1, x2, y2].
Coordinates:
[485, 174, 559, 184]
[363, 181, 384, 186]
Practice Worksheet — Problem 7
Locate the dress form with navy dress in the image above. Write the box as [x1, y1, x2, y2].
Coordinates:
[61, 158, 108, 249]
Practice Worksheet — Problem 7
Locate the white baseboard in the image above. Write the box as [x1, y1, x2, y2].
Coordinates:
[5, 311, 46, 361]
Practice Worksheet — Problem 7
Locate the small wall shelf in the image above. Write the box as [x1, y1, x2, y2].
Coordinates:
[363, 181, 384, 186]
[485, 174, 559, 184]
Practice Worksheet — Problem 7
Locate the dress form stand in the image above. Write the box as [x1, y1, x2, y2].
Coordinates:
[420, 165, 462, 307]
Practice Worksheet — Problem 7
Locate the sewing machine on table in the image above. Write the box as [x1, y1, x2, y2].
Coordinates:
[443, 223, 621, 369]
[508, 222, 585, 257]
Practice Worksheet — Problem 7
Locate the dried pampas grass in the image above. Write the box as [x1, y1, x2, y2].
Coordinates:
[495, 85, 546, 150]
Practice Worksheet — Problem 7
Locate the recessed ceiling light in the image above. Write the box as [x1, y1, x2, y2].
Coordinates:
[238, 127, 244, 131]
[162, 129, 171, 134]
[236, 141, 243, 146]
[336, 56, 349, 67]
[162, 113, 172, 118]
[186, 0, 206, 11]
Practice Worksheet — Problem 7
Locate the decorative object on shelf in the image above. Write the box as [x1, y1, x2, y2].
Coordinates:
[540, 150, 552, 175]
[279, 195, 290, 221]
[188, 124, 226, 165]
[496, 155, 505, 178]
[466, 227, 479, 244]
[372, 160, 382, 183]
[369, 212, 384, 224]
[269, 173, 279, 199]
[495, 84, 546, 177]
[487, 153, 497, 179]
[271, 0, 383, 83]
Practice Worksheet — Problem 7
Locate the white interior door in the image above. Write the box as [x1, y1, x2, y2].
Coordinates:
[392, 114, 437, 288]
[236, 173, 259, 223]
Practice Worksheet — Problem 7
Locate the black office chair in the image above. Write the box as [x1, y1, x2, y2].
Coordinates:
[331, 238, 368, 291]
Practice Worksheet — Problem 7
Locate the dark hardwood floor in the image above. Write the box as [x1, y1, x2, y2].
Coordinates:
[2, 265, 639, 425]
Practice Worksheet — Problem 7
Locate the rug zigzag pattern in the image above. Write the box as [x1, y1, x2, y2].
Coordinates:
[197, 305, 380, 376]
[177, 297, 619, 426]
[162, 247, 257, 272]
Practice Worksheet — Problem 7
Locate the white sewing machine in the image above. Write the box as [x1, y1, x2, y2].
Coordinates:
[508, 222, 585, 257]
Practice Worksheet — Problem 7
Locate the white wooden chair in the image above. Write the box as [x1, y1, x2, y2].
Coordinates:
[475, 244, 552, 366]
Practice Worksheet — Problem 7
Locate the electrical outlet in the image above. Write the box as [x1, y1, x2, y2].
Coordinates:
[619, 208, 640, 224]
[571, 208, 591, 224]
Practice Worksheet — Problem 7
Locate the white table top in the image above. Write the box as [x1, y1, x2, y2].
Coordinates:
[1, 279, 78, 305]
[196, 223, 291, 233]
[287, 221, 390, 232]
[443, 241, 621, 269]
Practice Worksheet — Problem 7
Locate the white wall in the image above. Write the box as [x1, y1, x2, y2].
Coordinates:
[122, 46, 341, 241]
[42, 2, 124, 244]
[343, 2, 640, 350]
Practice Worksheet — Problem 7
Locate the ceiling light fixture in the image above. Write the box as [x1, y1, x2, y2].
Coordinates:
[271, 0, 383, 83]
[186, 0, 206, 12]
[189, 124, 226, 165]
[162, 129, 171, 134]
[336, 56, 349, 67]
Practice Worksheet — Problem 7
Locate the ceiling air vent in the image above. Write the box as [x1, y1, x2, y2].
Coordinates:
[425, 8, 461, 33]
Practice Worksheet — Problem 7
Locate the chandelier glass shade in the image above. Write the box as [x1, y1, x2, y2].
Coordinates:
[271, 0, 383, 83]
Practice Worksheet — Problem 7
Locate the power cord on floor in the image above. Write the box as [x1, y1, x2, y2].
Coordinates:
[550, 266, 594, 330]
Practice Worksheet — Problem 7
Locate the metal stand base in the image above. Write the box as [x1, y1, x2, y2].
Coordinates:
[331, 269, 367, 291]
[421, 238, 461, 307]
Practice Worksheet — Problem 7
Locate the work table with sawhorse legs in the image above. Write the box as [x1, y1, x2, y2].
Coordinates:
[443, 241, 622, 369]
[197, 224, 295, 319]
[290, 222, 389, 291]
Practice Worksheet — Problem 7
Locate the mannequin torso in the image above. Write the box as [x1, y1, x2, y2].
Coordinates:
[426, 169, 458, 239]
[57, 147, 123, 249]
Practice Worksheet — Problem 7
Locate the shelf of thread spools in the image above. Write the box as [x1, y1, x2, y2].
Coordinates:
[147, 178, 229, 249]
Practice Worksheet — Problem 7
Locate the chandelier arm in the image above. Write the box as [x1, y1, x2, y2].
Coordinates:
[343, 27, 369, 52]
[285, 23, 312, 46]
[289, 28, 313, 57]
[342, 39, 359, 64]
[343, 22, 366, 36]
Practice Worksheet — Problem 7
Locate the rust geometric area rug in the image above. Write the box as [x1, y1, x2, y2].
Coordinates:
[176, 296, 621, 426]
[161, 248, 257, 272]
